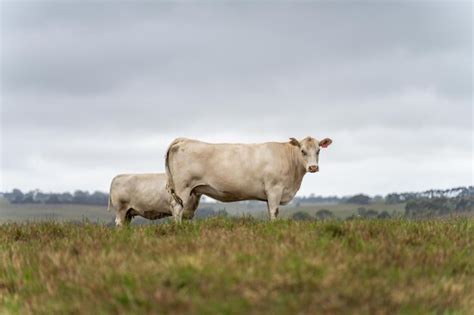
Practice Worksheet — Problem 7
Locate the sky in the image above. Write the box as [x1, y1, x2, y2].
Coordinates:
[0, 1, 472, 196]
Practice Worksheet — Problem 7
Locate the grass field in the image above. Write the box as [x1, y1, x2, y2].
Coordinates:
[1, 217, 473, 314]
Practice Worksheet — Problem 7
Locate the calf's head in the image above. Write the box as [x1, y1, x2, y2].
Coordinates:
[290, 136, 332, 173]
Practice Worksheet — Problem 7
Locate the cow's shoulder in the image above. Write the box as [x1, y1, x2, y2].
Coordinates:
[111, 173, 133, 184]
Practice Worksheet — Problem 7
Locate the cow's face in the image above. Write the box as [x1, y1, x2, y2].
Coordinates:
[290, 137, 332, 173]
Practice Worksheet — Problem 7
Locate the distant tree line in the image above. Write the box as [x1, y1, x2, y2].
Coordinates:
[389, 187, 473, 218]
[385, 187, 472, 204]
[405, 196, 473, 218]
[291, 186, 473, 220]
[1, 189, 108, 206]
[291, 187, 473, 206]
[293, 194, 344, 206]
[1, 186, 472, 218]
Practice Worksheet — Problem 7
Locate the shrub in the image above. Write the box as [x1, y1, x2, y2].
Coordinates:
[315, 209, 334, 220]
[291, 211, 313, 221]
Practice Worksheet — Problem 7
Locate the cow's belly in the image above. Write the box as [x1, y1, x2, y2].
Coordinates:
[129, 198, 172, 219]
[194, 184, 267, 202]
[131, 206, 172, 219]
[280, 191, 297, 205]
[141, 210, 171, 220]
[278, 184, 300, 205]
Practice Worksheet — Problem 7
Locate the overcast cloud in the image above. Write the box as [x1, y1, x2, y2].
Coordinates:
[0, 1, 472, 196]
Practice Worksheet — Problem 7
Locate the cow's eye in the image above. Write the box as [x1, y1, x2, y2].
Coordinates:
[301, 150, 307, 156]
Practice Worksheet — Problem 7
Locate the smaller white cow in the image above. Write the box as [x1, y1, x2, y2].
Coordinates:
[107, 173, 200, 226]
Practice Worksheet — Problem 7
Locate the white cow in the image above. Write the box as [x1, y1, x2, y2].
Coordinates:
[165, 137, 332, 222]
[107, 173, 201, 226]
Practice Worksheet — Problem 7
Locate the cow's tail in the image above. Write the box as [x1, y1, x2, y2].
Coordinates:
[165, 138, 186, 207]
[107, 178, 114, 212]
[107, 193, 113, 212]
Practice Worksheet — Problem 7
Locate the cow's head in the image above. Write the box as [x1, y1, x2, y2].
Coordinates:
[289, 136, 332, 173]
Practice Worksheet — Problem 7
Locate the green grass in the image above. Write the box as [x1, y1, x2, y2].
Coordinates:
[1, 217, 473, 314]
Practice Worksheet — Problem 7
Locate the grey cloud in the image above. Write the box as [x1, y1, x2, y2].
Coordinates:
[2, 2, 471, 93]
[1, 1, 472, 194]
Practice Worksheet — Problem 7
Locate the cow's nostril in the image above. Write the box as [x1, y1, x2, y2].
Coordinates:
[308, 165, 319, 172]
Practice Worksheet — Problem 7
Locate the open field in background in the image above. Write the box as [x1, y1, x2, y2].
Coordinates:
[281, 202, 406, 219]
[0, 203, 113, 223]
[1, 217, 473, 314]
[0, 199, 406, 223]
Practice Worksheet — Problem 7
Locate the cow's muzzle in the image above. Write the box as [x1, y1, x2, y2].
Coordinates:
[308, 165, 319, 173]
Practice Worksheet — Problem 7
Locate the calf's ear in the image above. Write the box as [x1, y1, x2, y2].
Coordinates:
[289, 138, 301, 147]
[319, 138, 333, 148]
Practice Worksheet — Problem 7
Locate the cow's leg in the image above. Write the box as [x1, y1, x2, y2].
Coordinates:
[115, 206, 132, 227]
[266, 188, 283, 221]
[170, 198, 183, 223]
[171, 188, 193, 224]
[182, 192, 200, 220]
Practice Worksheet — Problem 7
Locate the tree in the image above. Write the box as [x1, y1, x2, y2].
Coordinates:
[46, 194, 60, 204]
[89, 191, 108, 205]
[73, 190, 90, 204]
[34, 191, 48, 203]
[60, 192, 73, 203]
[405, 198, 451, 218]
[10, 188, 24, 203]
[347, 194, 370, 205]
[455, 197, 473, 212]
[372, 195, 384, 203]
[385, 193, 402, 204]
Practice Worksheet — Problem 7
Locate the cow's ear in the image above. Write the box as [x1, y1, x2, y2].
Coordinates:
[289, 138, 301, 147]
[319, 138, 332, 148]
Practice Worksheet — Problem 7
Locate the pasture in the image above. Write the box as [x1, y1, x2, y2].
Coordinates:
[1, 217, 473, 314]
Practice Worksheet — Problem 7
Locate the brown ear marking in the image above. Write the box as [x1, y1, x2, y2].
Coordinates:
[289, 137, 301, 147]
[319, 138, 333, 148]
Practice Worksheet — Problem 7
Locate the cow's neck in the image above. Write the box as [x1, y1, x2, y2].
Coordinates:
[288, 145, 307, 186]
